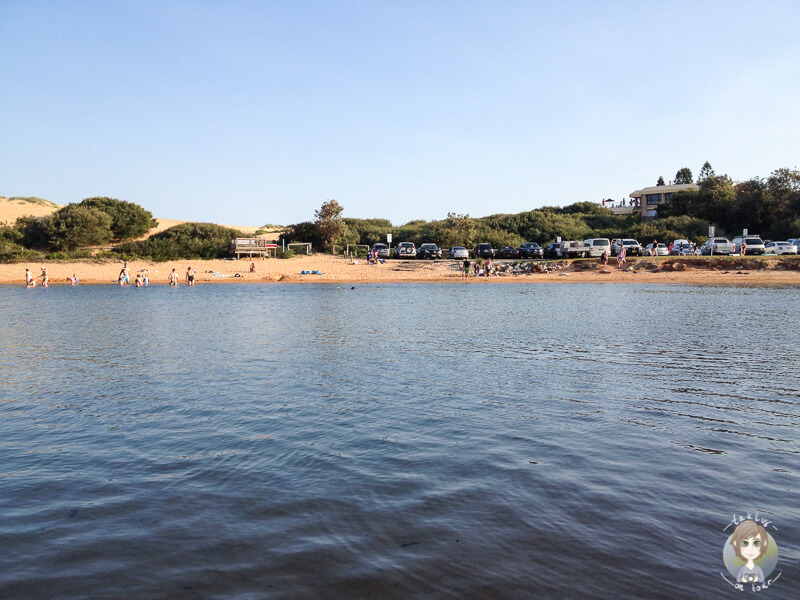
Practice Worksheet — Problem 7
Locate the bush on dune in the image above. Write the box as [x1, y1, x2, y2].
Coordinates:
[115, 222, 244, 261]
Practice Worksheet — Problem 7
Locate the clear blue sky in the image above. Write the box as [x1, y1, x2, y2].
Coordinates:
[2, 1, 799, 226]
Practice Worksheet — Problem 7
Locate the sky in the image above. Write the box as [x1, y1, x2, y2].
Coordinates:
[2, 1, 799, 226]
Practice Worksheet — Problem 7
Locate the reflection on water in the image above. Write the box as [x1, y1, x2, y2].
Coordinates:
[1, 283, 798, 598]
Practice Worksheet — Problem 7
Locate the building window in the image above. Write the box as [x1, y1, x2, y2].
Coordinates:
[646, 193, 662, 205]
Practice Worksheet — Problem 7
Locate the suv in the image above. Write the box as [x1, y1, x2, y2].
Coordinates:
[394, 242, 417, 258]
[474, 243, 495, 259]
[611, 239, 642, 256]
[732, 236, 766, 255]
[518, 241, 543, 259]
[416, 243, 442, 259]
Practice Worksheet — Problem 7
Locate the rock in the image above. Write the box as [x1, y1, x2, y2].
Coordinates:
[673, 262, 686, 271]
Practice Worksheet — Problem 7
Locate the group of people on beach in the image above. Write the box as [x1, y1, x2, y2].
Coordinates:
[25, 266, 79, 287]
[24, 263, 198, 287]
[461, 258, 493, 280]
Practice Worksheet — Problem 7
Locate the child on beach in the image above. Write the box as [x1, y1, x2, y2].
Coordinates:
[617, 246, 627, 269]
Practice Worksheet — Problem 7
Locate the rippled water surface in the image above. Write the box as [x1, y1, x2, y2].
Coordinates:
[1, 283, 798, 599]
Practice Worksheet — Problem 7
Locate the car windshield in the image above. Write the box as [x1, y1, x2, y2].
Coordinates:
[745, 238, 763, 244]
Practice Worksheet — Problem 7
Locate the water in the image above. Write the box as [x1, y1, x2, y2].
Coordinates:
[1, 283, 798, 599]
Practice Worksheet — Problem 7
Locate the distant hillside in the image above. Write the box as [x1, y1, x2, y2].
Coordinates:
[0, 196, 61, 223]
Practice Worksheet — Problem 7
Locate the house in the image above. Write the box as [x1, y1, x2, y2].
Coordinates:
[629, 183, 699, 221]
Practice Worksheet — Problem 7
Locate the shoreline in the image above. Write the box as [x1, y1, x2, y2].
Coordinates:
[2, 255, 800, 287]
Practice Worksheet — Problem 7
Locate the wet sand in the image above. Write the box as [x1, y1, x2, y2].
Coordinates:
[2, 255, 799, 286]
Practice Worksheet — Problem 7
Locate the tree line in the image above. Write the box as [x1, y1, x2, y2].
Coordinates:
[284, 164, 799, 253]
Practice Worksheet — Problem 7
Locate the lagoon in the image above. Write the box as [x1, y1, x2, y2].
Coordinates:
[1, 283, 798, 598]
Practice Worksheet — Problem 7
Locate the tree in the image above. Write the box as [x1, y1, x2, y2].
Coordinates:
[657, 176, 665, 186]
[43, 205, 114, 250]
[436, 212, 475, 249]
[697, 161, 715, 182]
[314, 199, 348, 251]
[674, 167, 693, 185]
[79, 197, 157, 240]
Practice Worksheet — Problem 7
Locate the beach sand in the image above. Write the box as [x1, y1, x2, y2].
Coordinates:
[3, 255, 799, 286]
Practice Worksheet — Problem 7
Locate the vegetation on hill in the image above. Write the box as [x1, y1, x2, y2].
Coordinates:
[114, 223, 244, 261]
[3, 163, 798, 262]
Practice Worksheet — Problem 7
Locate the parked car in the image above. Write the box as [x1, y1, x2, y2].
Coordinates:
[787, 238, 800, 248]
[447, 246, 469, 260]
[732, 236, 766, 255]
[699, 237, 735, 255]
[765, 241, 798, 255]
[543, 243, 560, 259]
[558, 240, 591, 258]
[372, 243, 391, 259]
[517, 242, 543, 259]
[416, 243, 442, 259]
[474, 243, 495, 259]
[611, 239, 642, 256]
[670, 239, 694, 255]
[583, 238, 612, 258]
[394, 242, 416, 258]
[643, 243, 669, 256]
[495, 246, 519, 259]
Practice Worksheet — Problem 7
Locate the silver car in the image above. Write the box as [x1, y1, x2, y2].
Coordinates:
[447, 246, 469, 260]
[394, 242, 416, 258]
[643, 243, 669, 256]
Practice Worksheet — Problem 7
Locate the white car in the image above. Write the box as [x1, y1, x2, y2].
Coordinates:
[765, 241, 798, 255]
[643, 243, 669, 256]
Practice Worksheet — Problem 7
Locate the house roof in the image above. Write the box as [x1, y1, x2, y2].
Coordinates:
[629, 183, 698, 197]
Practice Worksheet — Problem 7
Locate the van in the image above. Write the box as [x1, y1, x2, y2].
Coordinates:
[583, 238, 611, 258]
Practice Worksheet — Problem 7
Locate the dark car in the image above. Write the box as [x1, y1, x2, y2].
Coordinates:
[416, 243, 442, 259]
[474, 243, 495, 259]
[518, 242, 543, 259]
[495, 246, 518, 259]
[543, 243, 560, 259]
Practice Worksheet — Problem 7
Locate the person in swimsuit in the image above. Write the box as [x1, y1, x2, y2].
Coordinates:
[186, 267, 195, 286]
[25, 268, 34, 287]
[168, 269, 179, 286]
[40, 267, 49, 287]
[463, 259, 470, 280]
[135, 273, 143, 287]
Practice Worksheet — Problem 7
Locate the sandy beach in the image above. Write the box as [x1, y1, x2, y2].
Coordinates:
[3, 255, 800, 286]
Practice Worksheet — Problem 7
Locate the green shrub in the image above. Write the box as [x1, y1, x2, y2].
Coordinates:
[79, 197, 157, 240]
[115, 222, 243, 261]
[278, 249, 296, 259]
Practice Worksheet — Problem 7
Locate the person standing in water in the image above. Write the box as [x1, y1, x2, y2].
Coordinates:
[40, 266, 49, 287]
[25, 268, 35, 287]
[186, 266, 195, 286]
[168, 269, 179, 286]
